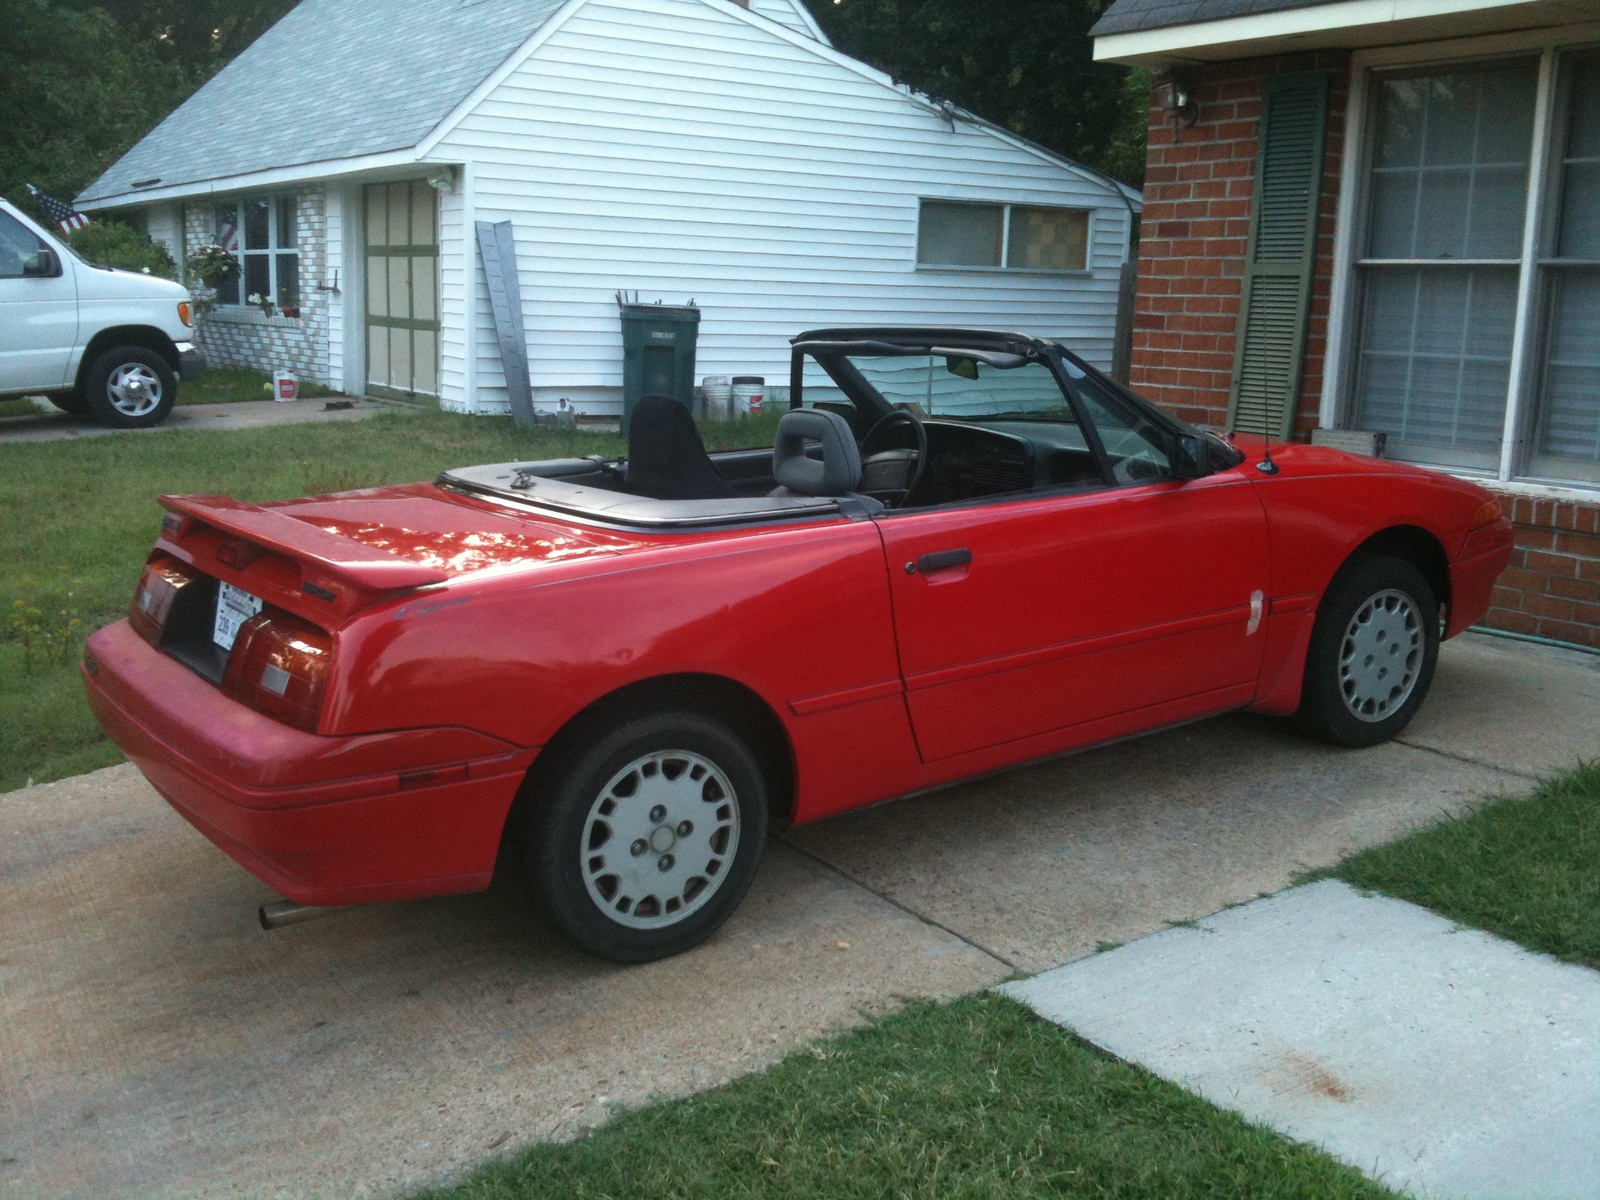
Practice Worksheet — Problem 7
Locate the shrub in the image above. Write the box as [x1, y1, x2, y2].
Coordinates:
[66, 221, 177, 278]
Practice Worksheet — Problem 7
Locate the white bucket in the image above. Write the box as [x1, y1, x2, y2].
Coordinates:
[272, 370, 299, 402]
[731, 376, 765, 418]
[701, 375, 732, 421]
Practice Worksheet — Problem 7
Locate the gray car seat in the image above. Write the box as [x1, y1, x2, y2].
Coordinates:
[770, 409, 862, 497]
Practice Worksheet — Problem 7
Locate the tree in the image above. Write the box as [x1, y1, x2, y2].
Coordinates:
[0, 0, 187, 220]
[803, 0, 1146, 186]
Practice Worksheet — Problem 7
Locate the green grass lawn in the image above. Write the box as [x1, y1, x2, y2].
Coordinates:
[178, 366, 336, 405]
[409, 994, 1393, 1200]
[0, 397, 40, 419]
[1327, 760, 1600, 969]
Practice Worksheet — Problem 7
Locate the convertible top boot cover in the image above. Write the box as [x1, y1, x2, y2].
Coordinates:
[624, 394, 739, 501]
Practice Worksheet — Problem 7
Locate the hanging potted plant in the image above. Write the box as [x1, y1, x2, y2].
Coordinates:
[185, 242, 239, 288]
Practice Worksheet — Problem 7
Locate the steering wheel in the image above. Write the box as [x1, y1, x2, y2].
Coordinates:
[860, 409, 928, 508]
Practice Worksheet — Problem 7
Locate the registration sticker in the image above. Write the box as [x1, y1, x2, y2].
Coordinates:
[214, 582, 264, 651]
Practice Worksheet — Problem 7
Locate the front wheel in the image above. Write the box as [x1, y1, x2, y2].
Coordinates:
[520, 709, 769, 962]
[1296, 554, 1439, 748]
[84, 345, 177, 429]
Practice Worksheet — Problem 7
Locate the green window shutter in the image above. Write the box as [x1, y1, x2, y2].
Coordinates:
[1228, 72, 1330, 438]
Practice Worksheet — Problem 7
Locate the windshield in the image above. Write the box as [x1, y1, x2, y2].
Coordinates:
[805, 352, 1073, 422]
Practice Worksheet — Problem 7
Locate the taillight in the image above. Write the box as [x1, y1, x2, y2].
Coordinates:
[129, 558, 201, 645]
[222, 610, 332, 733]
[1471, 500, 1503, 530]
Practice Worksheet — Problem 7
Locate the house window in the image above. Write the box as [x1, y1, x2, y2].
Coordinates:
[1345, 49, 1600, 486]
[917, 201, 1090, 271]
[212, 194, 300, 316]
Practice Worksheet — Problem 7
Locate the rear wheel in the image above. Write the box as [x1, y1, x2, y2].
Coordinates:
[84, 345, 177, 429]
[1296, 554, 1439, 748]
[520, 709, 769, 962]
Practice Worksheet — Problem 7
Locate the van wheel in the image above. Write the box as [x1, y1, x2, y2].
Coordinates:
[520, 709, 768, 962]
[1296, 554, 1439, 748]
[84, 346, 177, 429]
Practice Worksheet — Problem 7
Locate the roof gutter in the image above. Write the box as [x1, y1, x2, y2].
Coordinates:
[76, 148, 432, 211]
[1092, 0, 1567, 65]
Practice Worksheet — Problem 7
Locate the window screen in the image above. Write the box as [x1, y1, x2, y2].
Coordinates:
[1532, 56, 1600, 480]
[917, 202, 1002, 267]
[1351, 61, 1538, 469]
[1007, 207, 1089, 270]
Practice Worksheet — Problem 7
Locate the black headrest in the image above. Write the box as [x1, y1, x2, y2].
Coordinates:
[624, 394, 737, 501]
[773, 409, 862, 496]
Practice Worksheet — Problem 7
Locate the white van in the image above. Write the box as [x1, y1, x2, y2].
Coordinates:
[0, 197, 205, 429]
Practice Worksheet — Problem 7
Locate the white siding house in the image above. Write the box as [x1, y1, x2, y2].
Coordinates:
[79, 0, 1140, 418]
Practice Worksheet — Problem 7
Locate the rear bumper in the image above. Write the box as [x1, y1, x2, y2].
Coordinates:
[83, 621, 537, 907]
[176, 343, 207, 382]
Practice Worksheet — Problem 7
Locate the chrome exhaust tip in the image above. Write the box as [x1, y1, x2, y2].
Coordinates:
[259, 900, 344, 930]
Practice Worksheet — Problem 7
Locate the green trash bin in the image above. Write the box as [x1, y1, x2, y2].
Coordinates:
[620, 303, 701, 435]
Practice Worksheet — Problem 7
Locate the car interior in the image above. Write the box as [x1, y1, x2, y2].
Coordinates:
[439, 334, 1236, 529]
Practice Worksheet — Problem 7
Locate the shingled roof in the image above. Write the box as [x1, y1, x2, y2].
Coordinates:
[1090, 0, 1341, 37]
[78, 0, 570, 206]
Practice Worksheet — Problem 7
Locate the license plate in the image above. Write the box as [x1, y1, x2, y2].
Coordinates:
[214, 582, 264, 651]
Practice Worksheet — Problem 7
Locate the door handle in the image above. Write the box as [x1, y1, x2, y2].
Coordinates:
[907, 548, 973, 575]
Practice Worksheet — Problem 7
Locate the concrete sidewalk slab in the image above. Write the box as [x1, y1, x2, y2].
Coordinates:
[0, 396, 400, 444]
[0, 765, 1003, 1200]
[1001, 880, 1600, 1200]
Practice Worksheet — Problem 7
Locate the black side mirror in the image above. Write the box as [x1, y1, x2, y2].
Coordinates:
[1172, 434, 1211, 480]
[22, 249, 60, 278]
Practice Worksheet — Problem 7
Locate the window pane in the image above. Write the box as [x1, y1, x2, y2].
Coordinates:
[276, 196, 297, 250]
[1366, 64, 1536, 259]
[1072, 373, 1173, 483]
[276, 253, 299, 310]
[411, 180, 436, 248]
[1007, 207, 1088, 270]
[0, 211, 47, 279]
[917, 201, 1002, 267]
[367, 257, 388, 318]
[1557, 57, 1600, 259]
[214, 204, 239, 253]
[388, 182, 410, 248]
[244, 199, 270, 251]
[244, 255, 269, 304]
[412, 255, 436, 323]
[366, 187, 387, 248]
[1353, 266, 1517, 468]
[1532, 269, 1600, 478]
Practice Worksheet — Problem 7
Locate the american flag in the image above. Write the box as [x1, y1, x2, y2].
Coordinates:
[25, 184, 91, 234]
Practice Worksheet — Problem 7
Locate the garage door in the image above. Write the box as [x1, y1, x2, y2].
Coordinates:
[365, 181, 439, 401]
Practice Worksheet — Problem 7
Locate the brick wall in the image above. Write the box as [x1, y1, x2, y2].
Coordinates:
[182, 190, 333, 387]
[1130, 51, 1349, 435]
[1484, 493, 1600, 651]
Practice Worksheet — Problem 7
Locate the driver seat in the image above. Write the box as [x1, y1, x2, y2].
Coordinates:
[769, 409, 862, 497]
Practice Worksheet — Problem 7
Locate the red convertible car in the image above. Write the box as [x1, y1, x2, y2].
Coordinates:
[83, 328, 1513, 961]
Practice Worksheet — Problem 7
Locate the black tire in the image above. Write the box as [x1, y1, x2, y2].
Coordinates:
[520, 709, 769, 963]
[83, 345, 177, 429]
[46, 390, 90, 416]
[1296, 554, 1439, 748]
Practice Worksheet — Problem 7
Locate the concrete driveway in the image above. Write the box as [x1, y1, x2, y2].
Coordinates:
[2, 632, 1596, 1199]
[0, 396, 396, 445]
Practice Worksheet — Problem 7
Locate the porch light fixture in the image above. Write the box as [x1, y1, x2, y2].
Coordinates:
[426, 168, 457, 194]
[1155, 72, 1200, 129]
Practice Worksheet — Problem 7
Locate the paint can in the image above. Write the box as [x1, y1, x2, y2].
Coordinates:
[272, 370, 299, 402]
[702, 376, 732, 421]
[731, 376, 765, 418]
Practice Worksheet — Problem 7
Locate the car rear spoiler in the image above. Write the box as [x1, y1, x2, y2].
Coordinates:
[159, 495, 450, 593]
